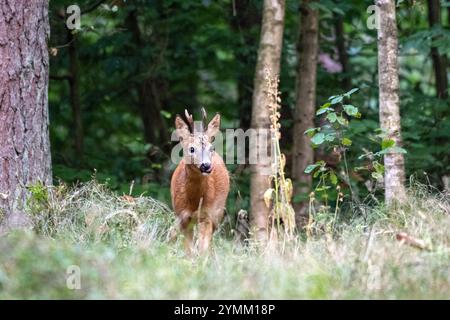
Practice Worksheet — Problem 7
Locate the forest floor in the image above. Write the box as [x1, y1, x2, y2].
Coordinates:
[0, 181, 449, 299]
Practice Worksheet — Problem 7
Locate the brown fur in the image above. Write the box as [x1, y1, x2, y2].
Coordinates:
[170, 110, 230, 254]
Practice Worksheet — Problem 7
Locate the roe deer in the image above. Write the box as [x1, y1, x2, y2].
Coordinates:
[171, 108, 230, 254]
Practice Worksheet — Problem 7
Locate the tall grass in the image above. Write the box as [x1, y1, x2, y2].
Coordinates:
[28, 180, 174, 248]
[264, 67, 296, 243]
[0, 180, 448, 299]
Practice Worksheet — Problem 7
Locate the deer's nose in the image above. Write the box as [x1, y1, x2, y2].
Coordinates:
[200, 163, 212, 173]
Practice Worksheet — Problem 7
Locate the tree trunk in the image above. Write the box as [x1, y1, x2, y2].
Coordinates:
[448, 7, 450, 26]
[67, 29, 84, 159]
[0, 1, 52, 229]
[230, 0, 261, 130]
[334, 12, 351, 91]
[137, 79, 169, 146]
[250, 0, 285, 241]
[291, 1, 319, 227]
[126, 10, 169, 149]
[376, 0, 407, 204]
[427, 0, 448, 99]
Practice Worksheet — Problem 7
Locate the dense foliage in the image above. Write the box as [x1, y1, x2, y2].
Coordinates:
[48, 0, 449, 222]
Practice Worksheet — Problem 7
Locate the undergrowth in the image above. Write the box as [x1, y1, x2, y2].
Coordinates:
[0, 180, 448, 299]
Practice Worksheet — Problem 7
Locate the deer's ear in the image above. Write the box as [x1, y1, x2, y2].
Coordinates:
[206, 113, 221, 139]
[175, 115, 190, 141]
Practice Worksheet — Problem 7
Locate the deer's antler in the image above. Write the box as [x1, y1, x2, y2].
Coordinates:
[184, 109, 194, 133]
[201, 107, 208, 132]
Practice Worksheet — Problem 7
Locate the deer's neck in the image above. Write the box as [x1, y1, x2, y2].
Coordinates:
[184, 164, 209, 199]
[185, 165, 208, 182]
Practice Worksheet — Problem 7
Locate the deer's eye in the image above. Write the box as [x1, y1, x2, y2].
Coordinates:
[189, 147, 195, 154]
[210, 146, 215, 152]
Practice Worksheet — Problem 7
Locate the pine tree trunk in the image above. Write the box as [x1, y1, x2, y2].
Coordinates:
[292, 0, 319, 226]
[427, 0, 448, 99]
[250, 0, 285, 241]
[376, 0, 407, 204]
[0, 1, 52, 229]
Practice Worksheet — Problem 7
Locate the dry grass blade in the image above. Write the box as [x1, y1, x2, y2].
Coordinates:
[396, 232, 431, 251]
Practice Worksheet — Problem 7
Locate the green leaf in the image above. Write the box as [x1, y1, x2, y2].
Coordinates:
[336, 116, 348, 126]
[381, 139, 395, 150]
[343, 104, 358, 116]
[316, 107, 332, 115]
[330, 96, 343, 104]
[329, 171, 338, 185]
[326, 112, 338, 123]
[392, 146, 407, 154]
[325, 133, 336, 142]
[304, 164, 319, 174]
[373, 161, 384, 174]
[371, 172, 383, 181]
[304, 127, 319, 136]
[344, 88, 359, 96]
[331, 7, 345, 16]
[383, 146, 407, 154]
[160, 110, 171, 119]
[311, 133, 325, 145]
[342, 137, 352, 146]
[358, 154, 368, 160]
[308, 2, 332, 13]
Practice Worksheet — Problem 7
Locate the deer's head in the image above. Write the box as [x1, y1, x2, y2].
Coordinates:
[175, 108, 221, 175]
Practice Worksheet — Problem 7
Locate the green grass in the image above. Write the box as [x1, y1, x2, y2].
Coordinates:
[0, 181, 449, 299]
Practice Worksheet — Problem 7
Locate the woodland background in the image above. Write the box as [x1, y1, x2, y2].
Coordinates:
[48, 0, 448, 217]
[0, 0, 449, 299]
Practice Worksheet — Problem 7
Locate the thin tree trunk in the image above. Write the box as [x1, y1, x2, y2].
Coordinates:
[230, 0, 261, 130]
[334, 12, 351, 91]
[250, 0, 285, 242]
[292, 0, 319, 227]
[376, 0, 407, 204]
[427, 0, 448, 99]
[448, 7, 450, 26]
[150, 81, 169, 147]
[137, 81, 157, 145]
[67, 29, 84, 159]
[0, 1, 52, 229]
[126, 10, 169, 148]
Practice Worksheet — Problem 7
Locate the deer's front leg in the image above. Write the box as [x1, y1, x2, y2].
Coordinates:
[198, 208, 223, 254]
[178, 210, 195, 256]
[198, 218, 214, 255]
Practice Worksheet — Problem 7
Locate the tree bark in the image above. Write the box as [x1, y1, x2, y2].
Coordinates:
[250, 0, 285, 241]
[0, 1, 52, 228]
[427, 0, 448, 99]
[292, 0, 319, 227]
[376, 0, 407, 204]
